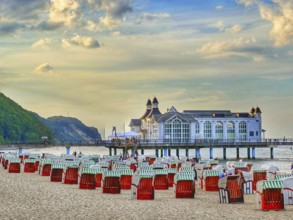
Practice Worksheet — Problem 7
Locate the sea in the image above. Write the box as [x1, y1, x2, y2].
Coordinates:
[1, 146, 293, 171]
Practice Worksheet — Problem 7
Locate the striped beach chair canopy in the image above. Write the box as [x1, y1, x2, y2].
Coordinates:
[257, 180, 284, 193]
[168, 168, 177, 174]
[152, 163, 165, 169]
[41, 159, 53, 165]
[208, 159, 219, 165]
[81, 167, 102, 174]
[65, 161, 79, 168]
[203, 170, 220, 179]
[181, 161, 192, 168]
[4, 153, 16, 159]
[154, 169, 168, 175]
[253, 169, 267, 173]
[103, 171, 121, 178]
[8, 158, 21, 163]
[98, 161, 110, 168]
[138, 161, 150, 168]
[24, 159, 36, 163]
[29, 154, 40, 159]
[138, 170, 155, 178]
[52, 163, 67, 169]
[139, 167, 153, 172]
[275, 174, 293, 180]
[175, 172, 195, 183]
[234, 162, 247, 168]
[180, 167, 194, 173]
[120, 169, 133, 176]
[213, 165, 224, 172]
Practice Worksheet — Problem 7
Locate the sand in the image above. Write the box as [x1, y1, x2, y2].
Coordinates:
[0, 167, 293, 220]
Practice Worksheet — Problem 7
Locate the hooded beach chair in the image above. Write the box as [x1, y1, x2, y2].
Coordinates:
[218, 175, 244, 204]
[102, 171, 121, 193]
[8, 158, 21, 173]
[202, 170, 220, 191]
[51, 163, 66, 182]
[256, 180, 284, 210]
[131, 171, 155, 200]
[24, 159, 36, 173]
[154, 169, 169, 190]
[174, 172, 195, 198]
[253, 169, 267, 191]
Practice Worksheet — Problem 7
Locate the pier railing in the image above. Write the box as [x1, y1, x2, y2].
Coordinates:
[0, 138, 293, 148]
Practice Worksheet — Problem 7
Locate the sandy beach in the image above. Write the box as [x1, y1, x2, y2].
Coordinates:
[0, 166, 292, 220]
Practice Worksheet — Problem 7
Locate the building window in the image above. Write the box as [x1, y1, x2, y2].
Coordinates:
[204, 121, 211, 139]
[256, 131, 258, 136]
[164, 117, 189, 142]
[153, 123, 158, 139]
[250, 131, 254, 137]
[195, 120, 200, 139]
[227, 121, 235, 140]
[215, 121, 223, 139]
[239, 121, 247, 141]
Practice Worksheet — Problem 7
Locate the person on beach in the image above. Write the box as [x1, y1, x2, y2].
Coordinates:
[227, 164, 235, 175]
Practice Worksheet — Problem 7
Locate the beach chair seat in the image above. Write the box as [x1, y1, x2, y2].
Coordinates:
[167, 169, 177, 187]
[253, 170, 267, 191]
[40, 161, 52, 176]
[79, 168, 98, 189]
[102, 171, 121, 194]
[282, 177, 293, 205]
[203, 170, 220, 191]
[219, 175, 244, 204]
[120, 169, 133, 190]
[174, 172, 195, 198]
[154, 169, 168, 190]
[63, 164, 79, 184]
[256, 180, 284, 210]
[8, 159, 21, 173]
[131, 171, 154, 200]
[24, 159, 36, 173]
[51, 164, 66, 182]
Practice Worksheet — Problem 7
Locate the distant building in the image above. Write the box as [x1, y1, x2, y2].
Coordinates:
[129, 98, 262, 142]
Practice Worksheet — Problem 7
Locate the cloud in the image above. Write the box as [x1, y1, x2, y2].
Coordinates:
[225, 24, 243, 33]
[236, 0, 257, 7]
[62, 35, 100, 49]
[48, 0, 81, 26]
[197, 37, 267, 61]
[86, 0, 132, 31]
[34, 63, 53, 73]
[0, 20, 24, 35]
[214, 20, 225, 31]
[0, 0, 48, 20]
[258, 0, 293, 47]
[137, 12, 171, 24]
[215, 6, 224, 10]
[32, 38, 52, 50]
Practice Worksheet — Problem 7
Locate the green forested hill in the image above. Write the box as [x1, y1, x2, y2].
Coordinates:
[0, 92, 101, 144]
[0, 93, 53, 143]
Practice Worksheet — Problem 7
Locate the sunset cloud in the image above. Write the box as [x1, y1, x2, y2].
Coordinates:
[34, 63, 54, 73]
[62, 35, 100, 49]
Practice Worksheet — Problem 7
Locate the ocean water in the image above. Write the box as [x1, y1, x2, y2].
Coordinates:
[2, 146, 293, 171]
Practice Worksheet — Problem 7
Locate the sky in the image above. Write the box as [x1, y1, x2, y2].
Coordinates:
[0, 0, 293, 139]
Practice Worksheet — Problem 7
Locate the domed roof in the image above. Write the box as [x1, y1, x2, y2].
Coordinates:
[250, 107, 256, 114]
[153, 97, 159, 104]
[256, 106, 262, 113]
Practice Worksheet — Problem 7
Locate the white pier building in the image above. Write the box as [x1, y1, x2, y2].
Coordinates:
[129, 97, 262, 142]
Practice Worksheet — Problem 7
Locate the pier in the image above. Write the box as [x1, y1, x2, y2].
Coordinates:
[1, 138, 292, 160]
